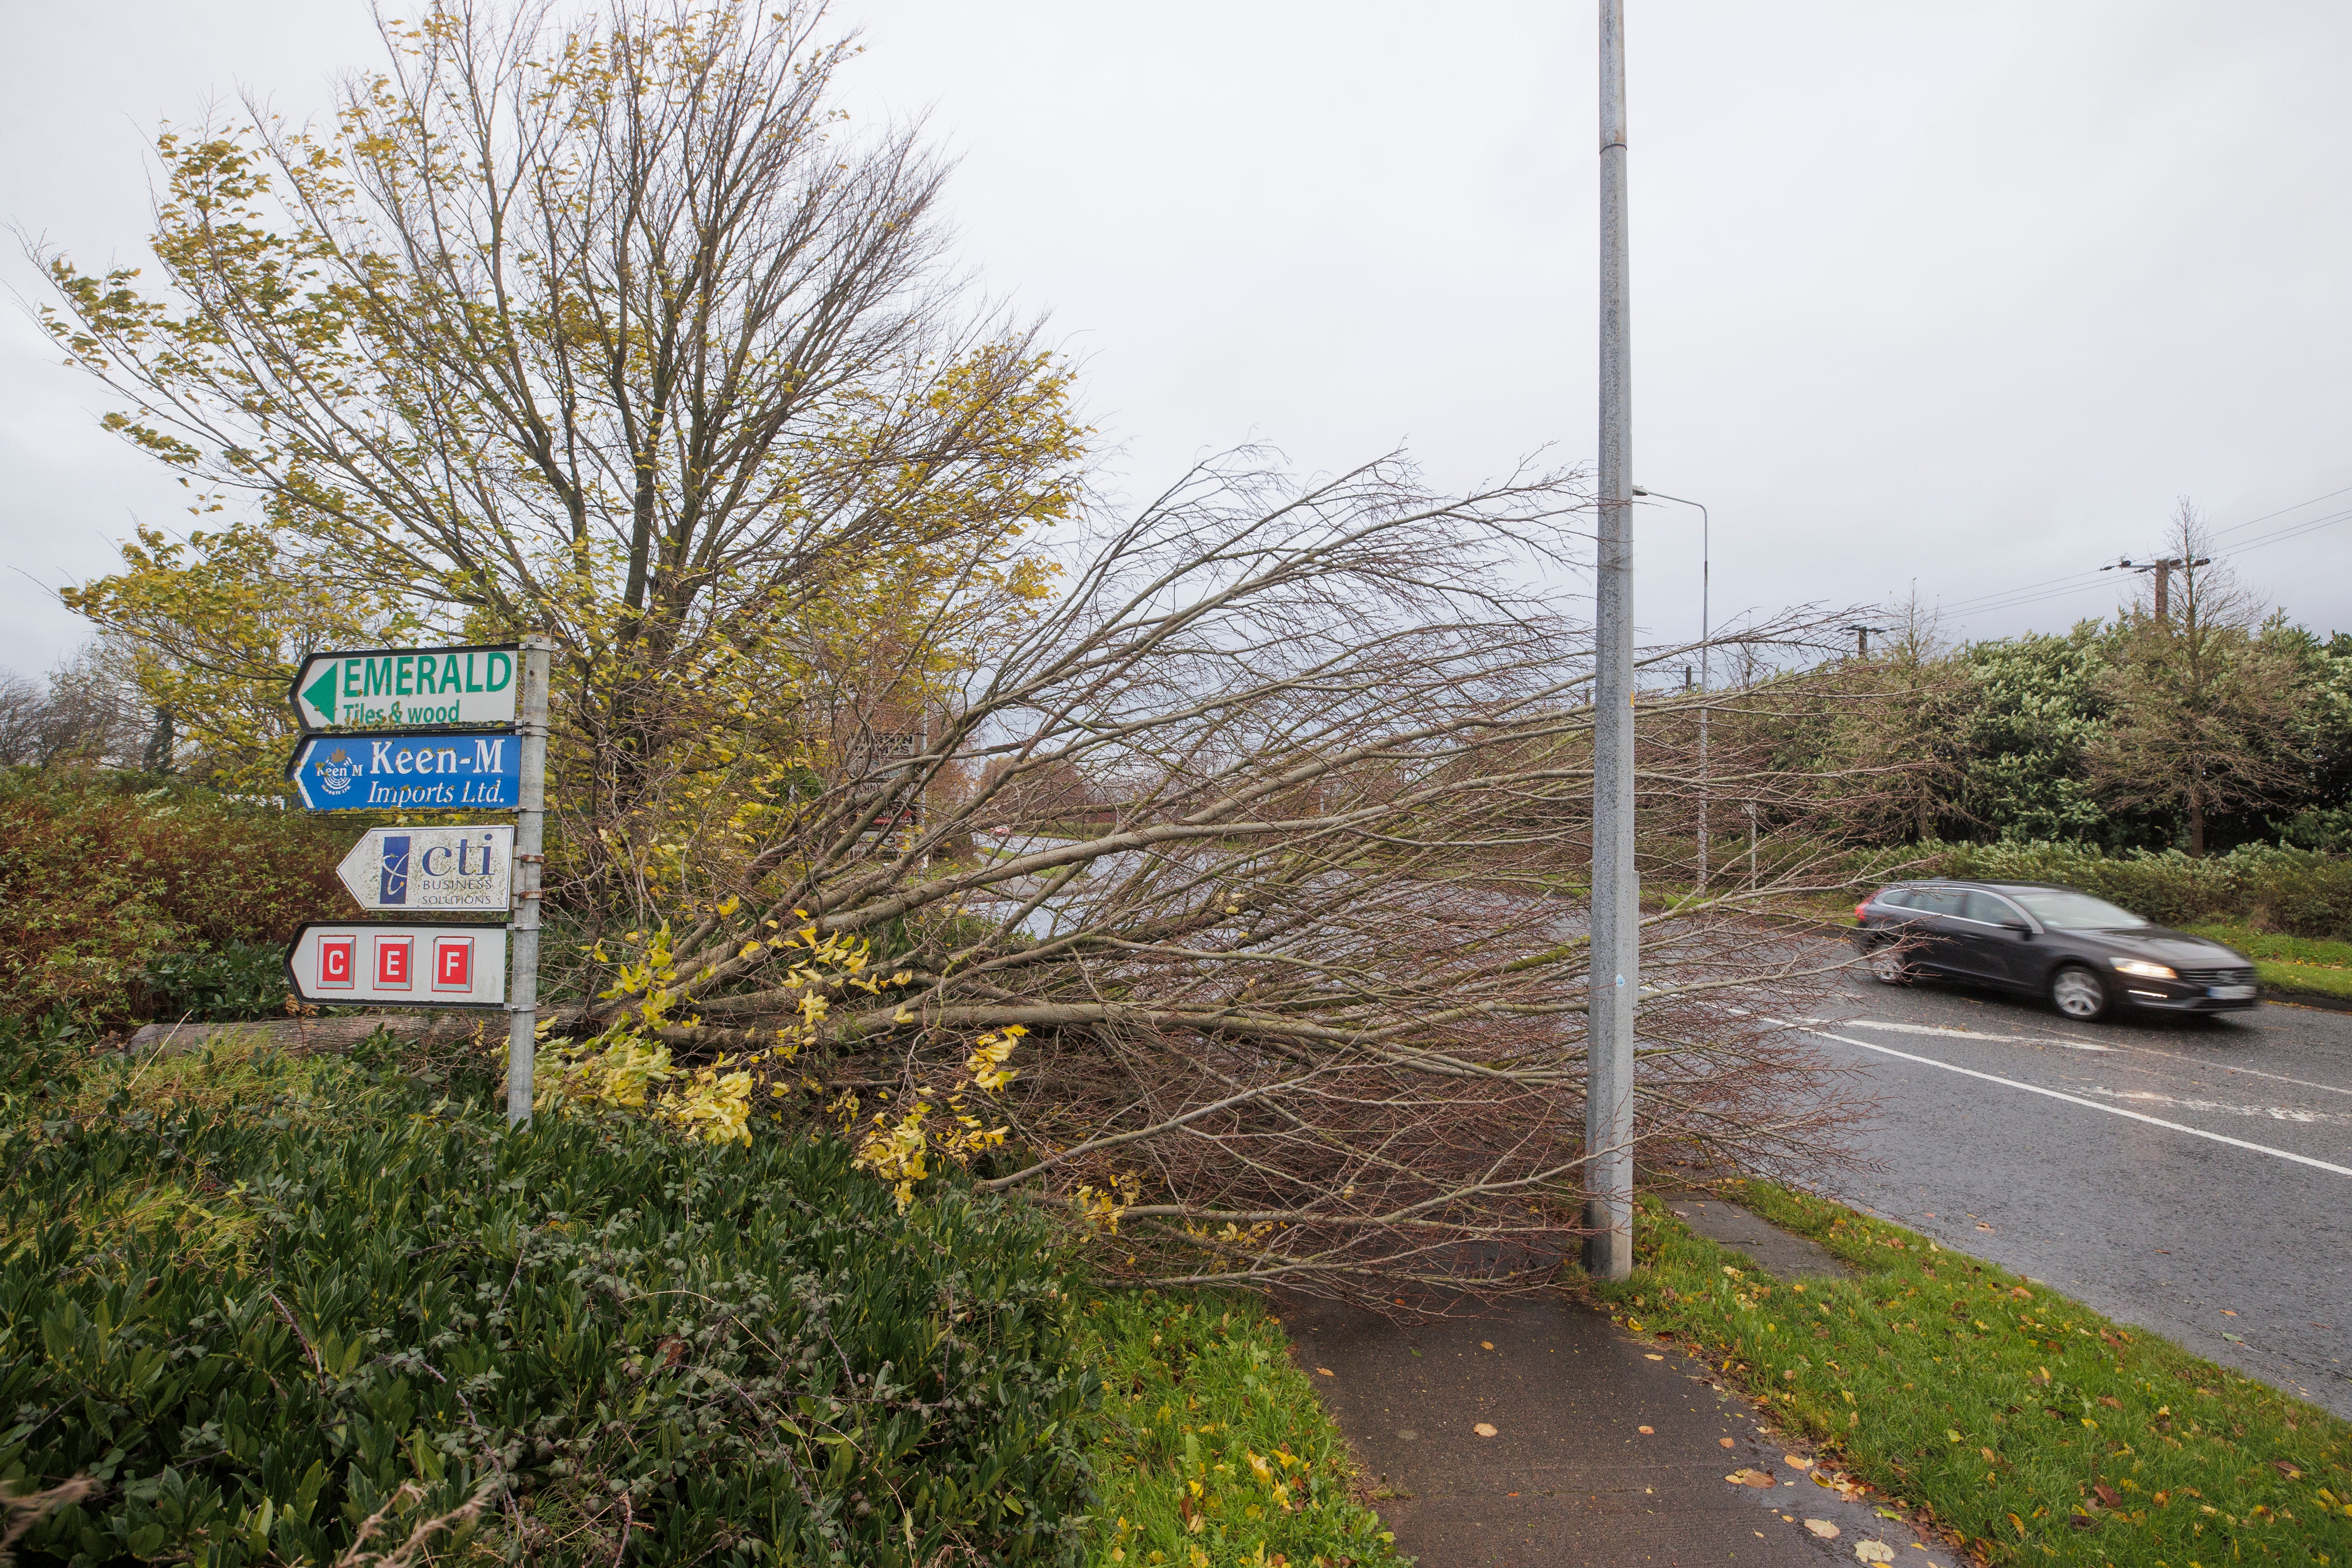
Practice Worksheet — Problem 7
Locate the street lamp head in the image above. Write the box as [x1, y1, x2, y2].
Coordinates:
[1631, 485, 1649, 496]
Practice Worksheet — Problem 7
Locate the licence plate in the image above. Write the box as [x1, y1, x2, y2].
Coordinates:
[2206, 984, 2258, 1000]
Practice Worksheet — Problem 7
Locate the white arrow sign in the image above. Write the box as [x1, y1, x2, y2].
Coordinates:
[336, 826, 514, 912]
[285, 921, 508, 1006]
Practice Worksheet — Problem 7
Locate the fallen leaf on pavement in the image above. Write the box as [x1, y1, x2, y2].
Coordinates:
[1637, 1426, 1654, 1434]
[1314, 1367, 1334, 1377]
[1805, 1520, 1839, 1539]
[1727, 1469, 1776, 1489]
[1785, 1455, 1812, 1470]
[1719, 1438, 1737, 1449]
[1976, 1222, 1993, 1231]
[1854, 1543, 1896, 1564]
[1480, 1341, 1494, 1350]
[1473, 1423, 1498, 1438]
[1644, 1353, 1664, 1360]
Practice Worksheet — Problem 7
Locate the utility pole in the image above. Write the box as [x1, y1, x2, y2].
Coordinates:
[2103, 555, 2209, 629]
[1585, 0, 1637, 1283]
[1846, 624, 1885, 659]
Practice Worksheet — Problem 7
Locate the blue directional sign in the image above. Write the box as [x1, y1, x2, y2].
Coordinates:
[287, 730, 524, 812]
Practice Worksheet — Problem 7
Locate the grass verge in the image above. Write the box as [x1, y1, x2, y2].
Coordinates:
[1586, 1180, 2352, 1567]
[1077, 1291, 1405, 1568]
[2187, 924, 2352, 1004]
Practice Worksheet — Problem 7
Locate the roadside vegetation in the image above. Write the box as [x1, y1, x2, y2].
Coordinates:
[0, 1015, 1393, 1566]
[1079, 1293, 1404, 1568]
[1586, 1181, 2352, 1567]
[0, 770, 351, 1027]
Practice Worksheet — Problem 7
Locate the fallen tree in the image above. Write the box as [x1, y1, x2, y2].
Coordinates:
[539, 453, 1895, 1303]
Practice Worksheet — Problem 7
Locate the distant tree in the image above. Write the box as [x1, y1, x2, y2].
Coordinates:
[2087, 503, 2312, 856]
[2275, 629, 2352, 851]
[0, 643, 146, 769]
[1949, 622, 2116, 844]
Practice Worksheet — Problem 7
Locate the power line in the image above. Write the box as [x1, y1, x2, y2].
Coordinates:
[1928, 485, 2352, 626]
[2225, 504, 2352, 555]
[2208, 483, 2352, 539]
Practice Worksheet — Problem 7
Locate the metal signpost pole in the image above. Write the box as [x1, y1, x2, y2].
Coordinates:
[1585, 0, 1638, 1281]
[506, 636, 554, 1127]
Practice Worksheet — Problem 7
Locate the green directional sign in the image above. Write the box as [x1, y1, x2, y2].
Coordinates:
[289, 644, 519, 731]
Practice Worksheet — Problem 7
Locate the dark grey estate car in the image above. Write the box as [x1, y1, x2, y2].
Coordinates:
[1851, 880, 2259, 1022]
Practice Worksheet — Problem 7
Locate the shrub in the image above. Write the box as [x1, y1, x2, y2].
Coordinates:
[0, 1019, 1099, 1567]
[135, 940, 294, 1022]
[0, 771, 351, 1026]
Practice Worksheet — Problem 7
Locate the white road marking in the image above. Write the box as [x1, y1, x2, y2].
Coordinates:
[1822, 1010, 2352, 1098]
[2090, 1042, 2352, 1100]
[1777, 1019, 2352, 1180]
[1818, 1018, 2112, 1051]
[2079, 1087, 2350, 1125]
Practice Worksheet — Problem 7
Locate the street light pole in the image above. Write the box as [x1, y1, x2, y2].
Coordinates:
[1633, 486, 1707, 889]
[1585, 0, 1637, 1283]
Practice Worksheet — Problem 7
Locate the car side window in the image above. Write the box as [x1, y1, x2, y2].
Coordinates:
[1906, 888, 1966, 917]
[1963, 891, 2023, 926]
[1876, 889, 1914, 909]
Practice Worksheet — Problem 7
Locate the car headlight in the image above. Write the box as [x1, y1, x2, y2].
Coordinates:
[2110, 958, 2177, 980]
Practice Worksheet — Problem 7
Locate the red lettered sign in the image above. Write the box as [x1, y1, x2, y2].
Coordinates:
[316, 935, 356, 990]
[433, 935, 474, 992]
[284, 922, 505, 1006]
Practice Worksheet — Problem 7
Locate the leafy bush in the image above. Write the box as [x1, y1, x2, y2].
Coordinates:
[0, 771, 351, 1026]
[0, 1019, 1100, 1567]
[1922, 840, 2352, 940]
[135, 940, 293, 1022]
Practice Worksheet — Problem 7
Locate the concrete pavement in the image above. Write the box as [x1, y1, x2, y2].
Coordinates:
[1277, 1289, 1950, 1568]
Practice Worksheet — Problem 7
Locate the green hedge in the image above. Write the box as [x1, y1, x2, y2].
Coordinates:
[0, 1023, 1098, 1566]
[1922, 841, 2352, 939]
[0, 772, 351, 1026]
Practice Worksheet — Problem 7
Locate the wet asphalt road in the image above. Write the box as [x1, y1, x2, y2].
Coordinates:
[1787, 963, 2352, 1418]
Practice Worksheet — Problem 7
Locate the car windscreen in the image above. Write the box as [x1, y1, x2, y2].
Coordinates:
[2006, 888, 2148, 930]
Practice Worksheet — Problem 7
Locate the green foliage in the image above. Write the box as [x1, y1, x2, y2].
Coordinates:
[1925, 839, 2352, 939]
[0, 771, 351, 1026]
[0, 1018, 1101, 1567]
[1949, 625, 2120, 845]
[1591, 1182, 2352, 1567]
[136, 941, 291, 1023]
[1078, 1292, 1404, 1568]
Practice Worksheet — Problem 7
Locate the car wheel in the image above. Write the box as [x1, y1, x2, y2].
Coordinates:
[2050, 964, 2110, 1022]
[1868, 945, 1910, 985]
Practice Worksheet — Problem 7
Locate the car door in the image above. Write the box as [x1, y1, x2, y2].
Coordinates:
[1890, 886, 1970, 974]
[1955, 890, 2039, 989]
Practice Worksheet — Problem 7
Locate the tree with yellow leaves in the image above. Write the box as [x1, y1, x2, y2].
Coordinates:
[39, 0, 1082, 809]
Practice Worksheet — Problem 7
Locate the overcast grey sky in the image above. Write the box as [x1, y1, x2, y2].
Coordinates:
[6, 0, 2348, 682]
